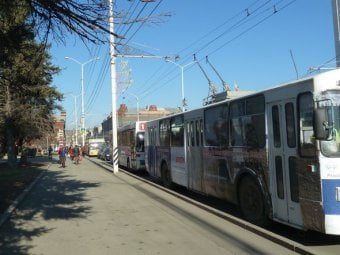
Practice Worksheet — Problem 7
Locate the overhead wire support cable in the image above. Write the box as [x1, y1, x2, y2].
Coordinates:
[124, 0, 164, 46]
[115, 54, 178, 60]
[118, 1, 147, 42]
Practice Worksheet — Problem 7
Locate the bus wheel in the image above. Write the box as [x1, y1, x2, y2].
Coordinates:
[238, 176, 267, 226]
[161, 163, 172, 188]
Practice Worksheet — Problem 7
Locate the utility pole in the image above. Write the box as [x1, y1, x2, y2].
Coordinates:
[69, 94, 81, 145]
[333, 0, 340, 67]
[109, 0, 118, 174]
[108, 0, 173, 174]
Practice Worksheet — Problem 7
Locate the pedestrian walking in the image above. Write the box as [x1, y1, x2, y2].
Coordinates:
[68, 146, 75, 160]
[73, 145, 80, 165]
[58, 146, 67, 168]
[48, 145, 53, 160]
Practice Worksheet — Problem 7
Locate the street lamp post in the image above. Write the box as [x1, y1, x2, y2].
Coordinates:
[165, 60, 196, 112]
[69, 94, 81, 145]
[65, 57, 99, 147]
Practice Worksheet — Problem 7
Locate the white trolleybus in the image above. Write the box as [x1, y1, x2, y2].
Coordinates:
[118, 121, 146, 171]
[145, 69, 340, 235]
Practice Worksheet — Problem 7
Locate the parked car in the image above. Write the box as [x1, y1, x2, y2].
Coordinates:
[97, 144, 108, 159]
[101, 146, 112, 161]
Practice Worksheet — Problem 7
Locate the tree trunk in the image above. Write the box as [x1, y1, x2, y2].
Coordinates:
[5, 119, 17, 169]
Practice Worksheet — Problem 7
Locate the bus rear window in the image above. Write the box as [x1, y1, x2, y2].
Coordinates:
[136, 132, 144, 152]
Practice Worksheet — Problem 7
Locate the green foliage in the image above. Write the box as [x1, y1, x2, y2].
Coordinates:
[0, 1, 63, 165]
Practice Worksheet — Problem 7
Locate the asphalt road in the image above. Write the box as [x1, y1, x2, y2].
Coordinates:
[0, 157, 326, 254]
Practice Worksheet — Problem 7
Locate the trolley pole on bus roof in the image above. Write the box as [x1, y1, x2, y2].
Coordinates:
[109, 0, 118, 174]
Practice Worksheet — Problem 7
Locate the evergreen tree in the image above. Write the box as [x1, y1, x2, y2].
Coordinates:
[0, 1, 62, 168]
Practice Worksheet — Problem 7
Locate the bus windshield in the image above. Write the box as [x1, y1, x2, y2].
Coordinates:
[90, 142, 103, 149]
[319, 91, 340, 157]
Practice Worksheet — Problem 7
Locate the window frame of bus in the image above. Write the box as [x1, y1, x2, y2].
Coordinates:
[297, 92, 317, 157]
[159, 118, 171, 146]
[229, 94, 265, 149]
[204, 103, 229, 148]
[170, 115, 184, 147]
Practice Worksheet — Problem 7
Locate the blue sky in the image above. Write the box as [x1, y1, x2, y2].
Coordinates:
[50, 0, 336, 130]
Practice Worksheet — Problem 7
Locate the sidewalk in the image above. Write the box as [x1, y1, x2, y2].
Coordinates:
[0, 156, 307, 255]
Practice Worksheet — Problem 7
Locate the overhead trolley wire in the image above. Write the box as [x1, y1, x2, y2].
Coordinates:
[116, 0, 142, 39]
[179, 0, 276, 65]
[135, 0, 278, 97]
[135, 0, 298, 101]
[86, 0, 159, 116]
[176, 0, 265, 58]
[124, 0, 164, 46]
[85, 48, 110, 114]
[205, 0, 297, 59]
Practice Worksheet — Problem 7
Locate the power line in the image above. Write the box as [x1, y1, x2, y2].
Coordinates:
[133, 1, 283, 97]
[206, 0, 297, 58]
[134, 0, 298, 102]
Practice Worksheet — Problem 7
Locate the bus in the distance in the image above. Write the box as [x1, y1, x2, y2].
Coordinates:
[117, 121, 146, 171]
[145, 69, 340, 235]
[85, 138, 105, 157]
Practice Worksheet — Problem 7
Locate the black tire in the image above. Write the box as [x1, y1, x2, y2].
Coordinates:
[161, 162, 172, 188]
[238, 175, 268, 226]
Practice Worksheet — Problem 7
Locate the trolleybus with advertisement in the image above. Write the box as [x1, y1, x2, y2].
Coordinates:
[144, 69, 340, 235]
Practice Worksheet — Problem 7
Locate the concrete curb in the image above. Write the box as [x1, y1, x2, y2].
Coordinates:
[0, 163, 49, 228]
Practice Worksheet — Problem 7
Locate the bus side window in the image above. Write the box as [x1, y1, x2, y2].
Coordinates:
[200, 119, 204, 147]
[160, 119, 170, 146]
[190, 121, 195, 147]
[285, 102, 296, 148]
[186, 122, 190, 147]
[272, 105, 281, 148]
[230, 96, 266, 148]
[230, 117, 243, 146]
[204, 104, 228, 148]
[196, 120, 200, 146]
[245, 123, 259, 149]
[298, 93, 316, 157]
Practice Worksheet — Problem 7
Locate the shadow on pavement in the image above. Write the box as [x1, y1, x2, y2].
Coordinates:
[0, 170, 100, 254]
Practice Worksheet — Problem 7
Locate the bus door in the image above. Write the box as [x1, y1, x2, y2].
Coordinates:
[185, 115, 204, 192]
[267, 100, 302, 226]
[147, 126, 157, 177]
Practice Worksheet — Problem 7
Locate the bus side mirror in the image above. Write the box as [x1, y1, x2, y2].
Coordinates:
[314, 108, 332, 140]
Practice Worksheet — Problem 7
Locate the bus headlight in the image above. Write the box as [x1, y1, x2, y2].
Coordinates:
[336, 187, 340, 202]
